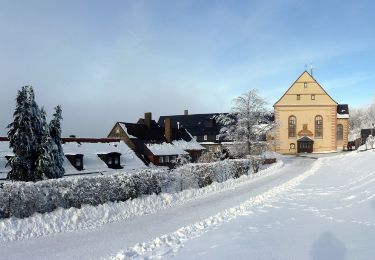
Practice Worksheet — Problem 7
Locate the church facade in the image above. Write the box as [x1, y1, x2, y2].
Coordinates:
[274, 71, 349, 154]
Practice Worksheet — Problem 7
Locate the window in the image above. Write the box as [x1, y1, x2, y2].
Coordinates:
[288, 116, 296, 138]
[108, 157, 113, 165]
[170, 156, 177, 162]
[311, 94, 315, 100]
[304, 82, 308, 88]
[297, 94, 301, 100]
[114, 157, 119, 165]
[164, 156, 170, 163]
[76, 159, 81, 167]
[216, 135, 219, 141]
[204, 135, 208, 141]
[290, 143, 295, 149]
[159, 156, 164, 163]
[315, 115, 323, 138]
[337, 124, 343, 141]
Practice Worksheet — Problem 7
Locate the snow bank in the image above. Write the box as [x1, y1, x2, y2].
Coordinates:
[0, 160, 282, 242]
[0, 159, 260, 219]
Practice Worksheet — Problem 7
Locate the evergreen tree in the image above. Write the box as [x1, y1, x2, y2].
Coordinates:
[49, 105, 65, 178]
[7, 87, 35, 181]
[35, 127, 55, 180]
[7, 86, 48, 181]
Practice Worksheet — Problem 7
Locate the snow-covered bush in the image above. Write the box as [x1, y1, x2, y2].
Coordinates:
[0, 159, 266, 219]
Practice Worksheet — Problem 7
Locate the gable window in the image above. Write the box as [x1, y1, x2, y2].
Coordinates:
[304, 82, 308, 88]
[204, 135, 208, 141]
[297, 94, 301, 100]
[337, 124, 343, 141]
[311, 94, 315, 100]
[315, 115, 323, 138]
[65, 154, 84, 171]
[288, 116, 296, 138]
[98, 152, 122, 169]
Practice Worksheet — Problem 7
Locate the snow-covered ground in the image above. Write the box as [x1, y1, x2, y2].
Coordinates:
[1, 151, 375, 259]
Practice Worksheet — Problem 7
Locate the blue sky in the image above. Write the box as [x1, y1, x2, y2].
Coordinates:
[0, 0, 374, 136]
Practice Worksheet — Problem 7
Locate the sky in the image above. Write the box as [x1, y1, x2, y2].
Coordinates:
[0, 0, 374, 137]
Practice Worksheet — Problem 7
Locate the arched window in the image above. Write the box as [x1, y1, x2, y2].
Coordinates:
[288, 116, 296, 138]
[315, 115, 323, 138]
[337, 124, 343, 141]
[290, 143, 295, 149]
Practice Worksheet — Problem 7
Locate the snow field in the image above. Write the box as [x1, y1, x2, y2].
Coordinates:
[0, 160, 283, 242]
[111, 158, 323, 259]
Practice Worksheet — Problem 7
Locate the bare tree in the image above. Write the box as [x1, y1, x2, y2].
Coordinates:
[217, 89, 273, 158]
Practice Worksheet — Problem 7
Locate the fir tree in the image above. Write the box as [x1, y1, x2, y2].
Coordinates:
[49, 105, 65, 178]
[7, 87, 35, 181]
[7, 86, 48, 181]
[35, 127, 55, 180]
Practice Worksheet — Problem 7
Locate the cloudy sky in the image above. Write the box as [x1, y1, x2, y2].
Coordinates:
[0, 0, 374, 137]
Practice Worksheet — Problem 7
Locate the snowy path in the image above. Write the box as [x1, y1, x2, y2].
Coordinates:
[0, 156, 315, 260]
[151, 151, 375, 260]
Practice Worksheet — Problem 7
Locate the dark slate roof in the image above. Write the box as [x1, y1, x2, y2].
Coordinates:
[120, 120, 193, 143]
[337, 104, 349, 115]
[158, 113, 224, 136]
[121, 121, 166, 142]
[158, 112, 274, 137]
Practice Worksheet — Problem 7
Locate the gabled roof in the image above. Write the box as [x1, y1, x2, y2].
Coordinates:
[158, 113, 224, 136]
[119, 121, 166, 142]
[274, 71, 338, 106]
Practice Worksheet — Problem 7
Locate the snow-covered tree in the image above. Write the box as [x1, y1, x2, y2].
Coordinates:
[35, 127, 55, 179]
[7, 87, 34, 181]
[217, 89, 273, 158]
[7, 86, 64, 181]
[49, 105, 65, 178]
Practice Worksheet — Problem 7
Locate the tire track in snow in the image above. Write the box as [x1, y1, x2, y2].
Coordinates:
[110, 159, 323, 259]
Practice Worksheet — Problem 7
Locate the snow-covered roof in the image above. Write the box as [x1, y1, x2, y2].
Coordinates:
[337, 114, 349, 119]
[172, 139, 205, 151]
[146, 142, 188, 156]
[62, 141, 146, 175]
[0, 140, 147, 179]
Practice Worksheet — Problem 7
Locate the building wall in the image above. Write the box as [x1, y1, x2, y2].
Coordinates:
[337, 118, 349, 149]
[275, 105, 337, 154]
[274, 71, 343, 154]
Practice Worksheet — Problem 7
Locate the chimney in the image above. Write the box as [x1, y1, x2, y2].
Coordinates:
[184, 109, 188, 116]
[144, 112, 152, 129]
[165, 118, 172, 143]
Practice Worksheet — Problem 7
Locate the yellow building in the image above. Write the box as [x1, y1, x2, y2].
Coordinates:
[274, 71, 349, 154]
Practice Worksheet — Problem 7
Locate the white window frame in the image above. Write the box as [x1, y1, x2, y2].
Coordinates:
[164, 156, 170, 163]
[159, 156, 164, 163]
[216, 135, 219, 141]
[204, 135, 208, 141]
